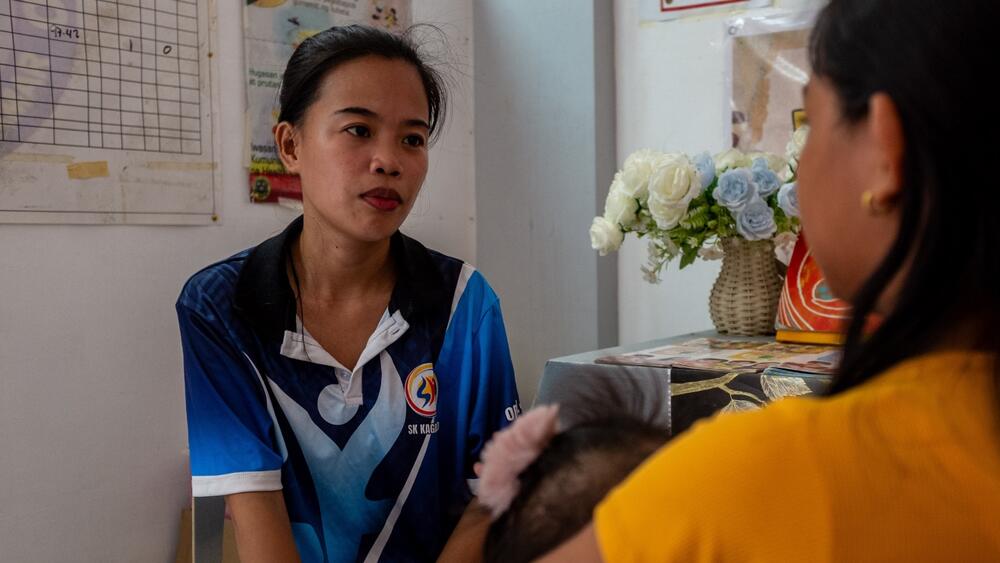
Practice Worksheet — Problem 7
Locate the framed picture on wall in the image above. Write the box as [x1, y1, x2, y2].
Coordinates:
[641, 0, 773, 22]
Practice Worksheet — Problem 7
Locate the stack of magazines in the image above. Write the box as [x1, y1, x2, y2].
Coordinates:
[596, 338, 840, 377]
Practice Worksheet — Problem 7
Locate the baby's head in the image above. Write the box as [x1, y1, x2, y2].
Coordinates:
[478, 405, 668, 563]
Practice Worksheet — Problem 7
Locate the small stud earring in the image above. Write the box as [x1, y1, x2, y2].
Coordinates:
[861, 190, 887, 215]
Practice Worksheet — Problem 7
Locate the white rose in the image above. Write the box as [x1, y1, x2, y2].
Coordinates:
[608, 171, 626, 194]
[714, 148, 753, 172]
[604, 188, 640, 229]
[624, 148, 660, 171]
[792, 125, 810, 150]
[619, 167, 648, 200]
[647, 153, 700, 208]
[619, 149, 660, 199]
[647, 197, 687, 230]
[785, 125, 810, 166]
[590, 216, 624, 256]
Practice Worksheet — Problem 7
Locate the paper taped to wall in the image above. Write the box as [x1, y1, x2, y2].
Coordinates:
[0, 0, 220, 225]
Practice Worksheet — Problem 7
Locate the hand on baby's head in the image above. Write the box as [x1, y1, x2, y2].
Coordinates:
[478, 405, 669, 563]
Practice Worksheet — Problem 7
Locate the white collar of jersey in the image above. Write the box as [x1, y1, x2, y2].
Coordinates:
[279, 309, 410, 374]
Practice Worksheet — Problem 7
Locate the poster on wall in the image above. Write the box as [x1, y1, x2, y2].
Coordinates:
[641, 0, 772, 22]
[0, 0, 221, 225]
[725, 11, 815, 154]
[244, 0, 411, 205]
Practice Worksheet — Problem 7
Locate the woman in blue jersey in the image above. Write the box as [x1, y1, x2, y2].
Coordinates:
[177, 25, 520, 563]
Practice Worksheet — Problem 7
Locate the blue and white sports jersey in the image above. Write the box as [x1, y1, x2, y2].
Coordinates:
[177, 217, 520, 562]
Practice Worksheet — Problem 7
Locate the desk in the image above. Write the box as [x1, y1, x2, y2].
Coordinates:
[536, 331, 831, 436]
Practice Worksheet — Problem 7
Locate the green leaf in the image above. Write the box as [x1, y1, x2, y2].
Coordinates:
[679, 249, 697, 269]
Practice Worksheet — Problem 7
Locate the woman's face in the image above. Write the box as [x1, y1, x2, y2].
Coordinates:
[797, 76, 900, 305]
[279, 55, 430, 243]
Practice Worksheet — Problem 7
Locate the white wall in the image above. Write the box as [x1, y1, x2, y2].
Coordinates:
[404, 2, 477, 261]
[474, 1, 618, 406]
[613, 0, 822, 344]
[0, 1, 474, 560]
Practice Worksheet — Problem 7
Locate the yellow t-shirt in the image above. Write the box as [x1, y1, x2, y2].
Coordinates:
[595, 351, 1000, 562]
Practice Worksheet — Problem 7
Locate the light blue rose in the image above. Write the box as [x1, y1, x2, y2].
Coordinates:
[735, 197, 777, 240]
[778, 182, 799, 218]
[693, 152, 715, 190]
[751, 158, 782, 197]
[713, 168, 757, 211]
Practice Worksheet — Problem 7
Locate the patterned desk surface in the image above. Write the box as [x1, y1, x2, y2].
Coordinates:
[536, 331, 832, 436]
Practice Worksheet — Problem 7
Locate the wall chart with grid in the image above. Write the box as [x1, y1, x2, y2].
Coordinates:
[0, 0, 218, 225]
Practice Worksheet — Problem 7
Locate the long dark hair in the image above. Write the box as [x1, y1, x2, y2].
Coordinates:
[277, 24, 448, 142]
[809, 0, 1000, 394]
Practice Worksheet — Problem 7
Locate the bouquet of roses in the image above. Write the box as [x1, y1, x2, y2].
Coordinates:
[590, 127, 809, 283]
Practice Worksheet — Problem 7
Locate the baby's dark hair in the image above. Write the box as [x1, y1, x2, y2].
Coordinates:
[483, 415, 669, 563]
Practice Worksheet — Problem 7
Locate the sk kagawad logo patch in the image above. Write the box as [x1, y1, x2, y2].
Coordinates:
[404, 363, 438, 417]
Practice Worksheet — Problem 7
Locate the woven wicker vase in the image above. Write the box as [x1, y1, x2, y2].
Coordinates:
[709, 237, 784, 336]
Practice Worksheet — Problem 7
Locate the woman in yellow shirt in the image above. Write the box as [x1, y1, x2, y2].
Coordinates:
[541, 0, 1000, 560]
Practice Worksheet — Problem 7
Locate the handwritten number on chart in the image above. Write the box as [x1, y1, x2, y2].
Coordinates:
[50, 25, 81, 40]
